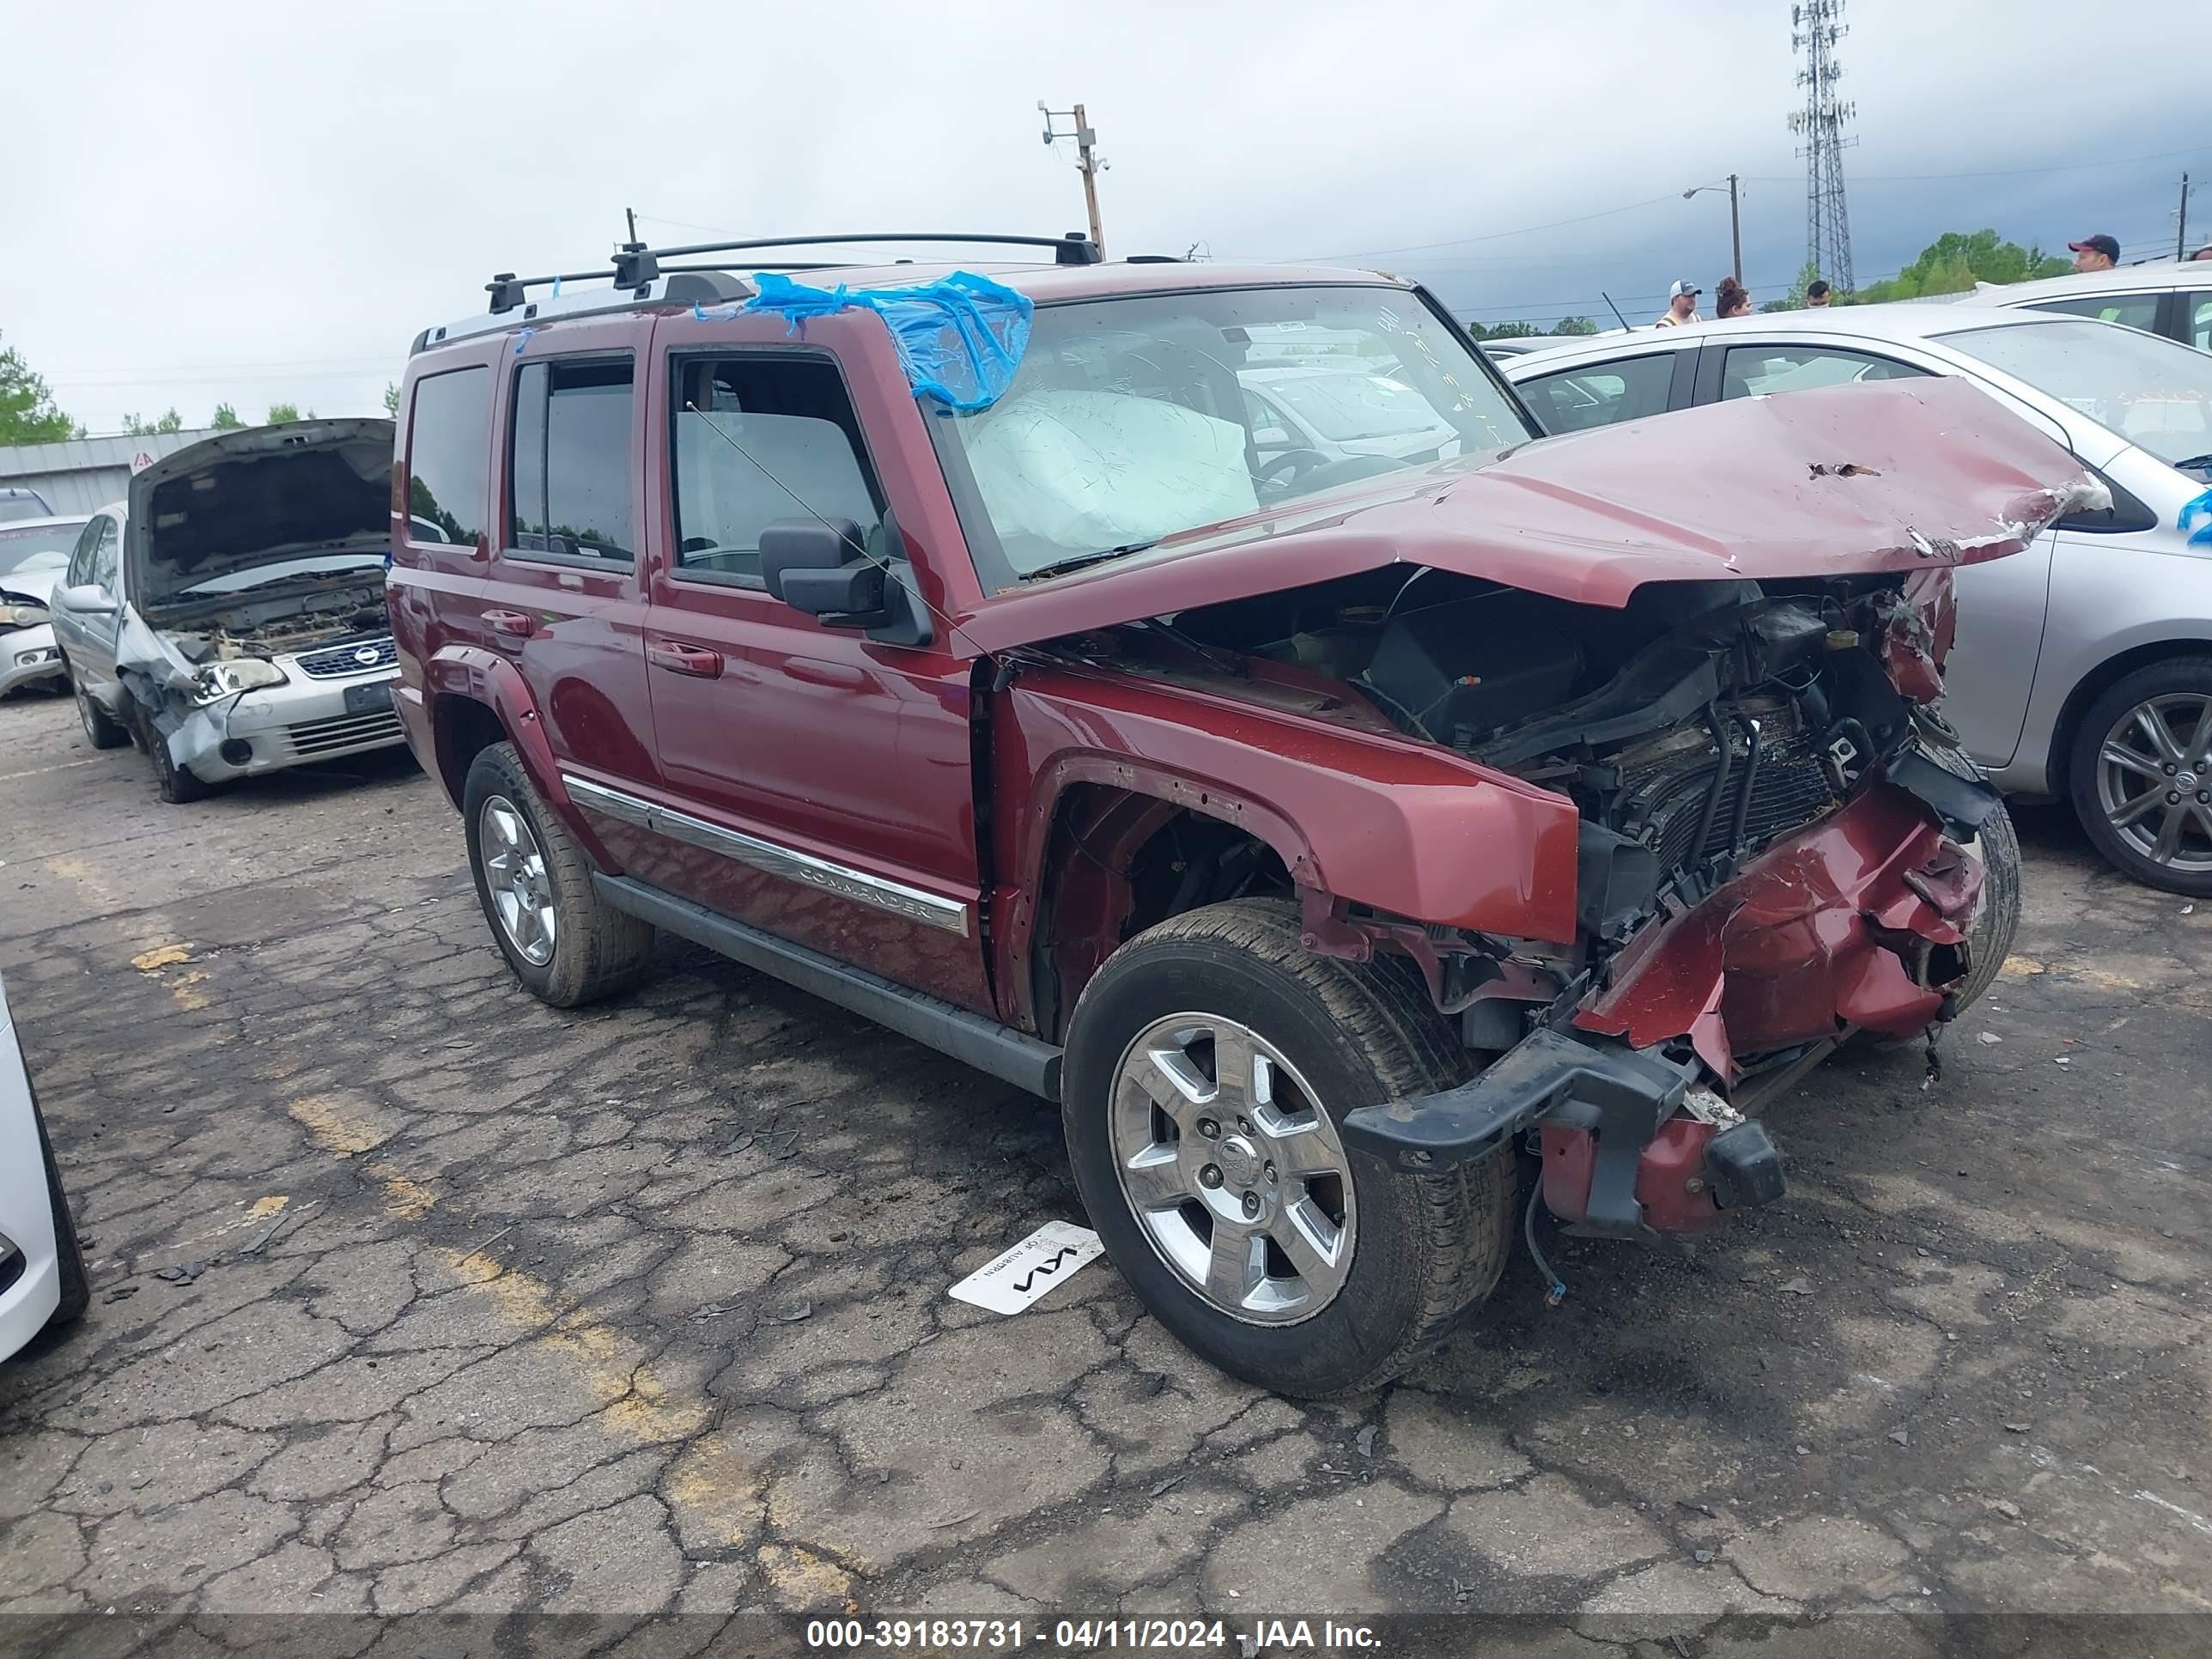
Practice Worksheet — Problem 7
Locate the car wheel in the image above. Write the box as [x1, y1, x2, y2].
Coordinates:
[131, 704, 212, 803]
[2069, 657, 2212, 896]
[31, 1085, 89, 1331]
[462, 741, 653, 1007]
[1060, 897, 1514, 1398]
[1920, 740, 2020, 1015]
[73, 675, 131, 750]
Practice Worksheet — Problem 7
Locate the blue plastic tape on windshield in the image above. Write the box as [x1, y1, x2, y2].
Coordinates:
[740, 270, 1034, 412]
[2180, 487, 2212, 547]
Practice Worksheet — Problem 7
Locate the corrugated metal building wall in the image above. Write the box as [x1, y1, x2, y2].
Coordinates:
[0, 429, 220, 517]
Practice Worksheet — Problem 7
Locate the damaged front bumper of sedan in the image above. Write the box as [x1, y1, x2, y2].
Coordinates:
[1342, 747, 1999, 1242]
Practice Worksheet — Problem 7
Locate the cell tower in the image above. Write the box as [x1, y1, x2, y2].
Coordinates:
[1790, 1, 1857, 293]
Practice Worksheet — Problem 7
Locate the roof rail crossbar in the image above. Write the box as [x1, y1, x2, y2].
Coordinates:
[605, 231, 1101, 288]
[488, 269, 619, 313]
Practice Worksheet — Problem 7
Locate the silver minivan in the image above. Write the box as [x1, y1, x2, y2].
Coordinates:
[1503, 306, 2212, 893]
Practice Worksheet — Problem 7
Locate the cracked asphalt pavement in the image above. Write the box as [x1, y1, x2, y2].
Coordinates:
[1, 686, 2207, 1653]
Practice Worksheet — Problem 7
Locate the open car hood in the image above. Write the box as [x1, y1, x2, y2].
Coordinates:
[127, 418, 394, 611]
[953, 377, 2106, 656]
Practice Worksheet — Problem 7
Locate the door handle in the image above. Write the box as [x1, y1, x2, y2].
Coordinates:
[647, 640, 725, 678]
[784, 659, 870, 690]
[484, 609, 538, 641]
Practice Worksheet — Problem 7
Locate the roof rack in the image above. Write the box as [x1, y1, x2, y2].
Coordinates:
[481, 231, 1101, 316]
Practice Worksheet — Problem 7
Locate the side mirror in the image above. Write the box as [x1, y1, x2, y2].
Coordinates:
[57, 584, 117, 615]
[759, 517, 931, 647]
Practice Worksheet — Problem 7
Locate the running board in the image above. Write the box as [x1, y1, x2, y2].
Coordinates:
[591, 874, 1062, 1101]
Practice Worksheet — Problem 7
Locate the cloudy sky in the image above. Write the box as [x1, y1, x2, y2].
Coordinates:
[9, 0, 2206, 434]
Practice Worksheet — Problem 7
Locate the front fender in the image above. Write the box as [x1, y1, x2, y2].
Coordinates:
[419, 643, 582, 823]
[996, 664, 1582, 942]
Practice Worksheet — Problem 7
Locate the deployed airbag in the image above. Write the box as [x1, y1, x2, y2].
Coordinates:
[967, 391, 1259, 554]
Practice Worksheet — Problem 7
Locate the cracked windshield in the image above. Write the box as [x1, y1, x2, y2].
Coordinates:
[933, 287, 1530, 586]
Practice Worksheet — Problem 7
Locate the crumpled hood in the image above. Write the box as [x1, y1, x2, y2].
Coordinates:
[127, 417, 393, 610]
[1, 568, 58, 607]
[954, 376, 2106, 656]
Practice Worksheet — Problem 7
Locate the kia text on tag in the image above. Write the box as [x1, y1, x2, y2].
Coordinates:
[948, 1219, 1104, 1314]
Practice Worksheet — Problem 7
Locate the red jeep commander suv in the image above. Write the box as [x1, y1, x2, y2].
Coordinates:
[388, 233, 2090, 1396]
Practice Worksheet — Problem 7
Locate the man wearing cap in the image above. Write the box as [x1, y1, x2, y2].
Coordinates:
[1654, 281, 1701, 326]
[2069, 234, 2119, 272]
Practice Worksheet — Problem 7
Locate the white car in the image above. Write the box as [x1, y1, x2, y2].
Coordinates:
[1952, 261, 2212, 352]
[0, 969, 88, 1364]
[0, 514, 87, 697]
[1501, 306, 2212, 893]
[1237, 363, 1462, 473]
[48, 420, 406, 803]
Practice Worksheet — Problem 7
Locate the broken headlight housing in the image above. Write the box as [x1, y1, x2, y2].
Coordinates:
[0, 602, 49, 629]
[191, 657, 288, 704]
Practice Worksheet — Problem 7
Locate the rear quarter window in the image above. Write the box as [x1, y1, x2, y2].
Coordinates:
[406, 366, 492, 547]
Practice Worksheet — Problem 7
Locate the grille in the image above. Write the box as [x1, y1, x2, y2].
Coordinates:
[295, 636, 397, 678]
[1613, 696, 1840, 872]
[286, 708, 404, 757]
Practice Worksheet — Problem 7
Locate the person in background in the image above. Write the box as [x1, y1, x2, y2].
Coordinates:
[1715, 277, 1753, 319]
[2069, 234, 2119, 272]
[1806, 280, 1832, 307]
[1655, 280, 1701, 326]
[2192, 245, 2212, 262]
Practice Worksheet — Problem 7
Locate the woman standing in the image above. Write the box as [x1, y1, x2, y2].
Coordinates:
[1715, 277, 1753, 319]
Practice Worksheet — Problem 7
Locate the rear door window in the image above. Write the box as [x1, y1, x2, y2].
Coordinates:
[1519, 354, 1678, 434]
[1719, 345, 1929, 400]
[2026, 291, 2165, 337]
[2187, 293, 2212, 353]
[511, 357, 635, 563]
[407, 367, 492, 547]
[667, 356, 886, 587]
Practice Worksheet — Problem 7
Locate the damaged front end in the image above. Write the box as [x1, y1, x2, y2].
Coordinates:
[1336, 573, 2009, 1242]
[117, 419, 398, 783]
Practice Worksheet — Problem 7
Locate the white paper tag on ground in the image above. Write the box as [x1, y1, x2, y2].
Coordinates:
[948, 1220, 1104, 1315]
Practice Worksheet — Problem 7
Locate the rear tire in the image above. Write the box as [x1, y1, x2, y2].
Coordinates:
[462, 741, 653, 1007]
[2067, 657, 2212, 897]
[1923, 740, 2019, 1015]
[1060, 897, 1514, 1398]
[73, 676, 131, 750]
[31, 1085, 88, 1331]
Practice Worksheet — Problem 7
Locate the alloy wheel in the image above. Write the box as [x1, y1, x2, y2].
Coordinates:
[480, 794, 558, 966]
[2094, 692, 2212, 877]
[1109, 1012, 1358, 1325]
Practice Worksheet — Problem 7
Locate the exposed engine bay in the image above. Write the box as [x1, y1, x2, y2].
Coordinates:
[147, 579, 390, 666]
[1159, 562, 1966, 955]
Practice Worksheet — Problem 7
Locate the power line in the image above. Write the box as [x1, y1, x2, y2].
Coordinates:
[1294, 194, 1683, 263]
[1743, 143, 2212, 185]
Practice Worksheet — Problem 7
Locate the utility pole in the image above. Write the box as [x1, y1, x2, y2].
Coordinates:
[1040, 101, 1107, 258]
[2179, 173, 2193, 261]
[1729, 173, 1743, 282]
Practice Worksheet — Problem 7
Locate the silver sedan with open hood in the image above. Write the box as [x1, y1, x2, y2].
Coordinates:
[48, 420, 405, 802]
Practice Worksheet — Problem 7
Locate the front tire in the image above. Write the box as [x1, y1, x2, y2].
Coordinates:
[133, 705, 211, 804]
[1061, 898, 1514, 1398]
[1922, 740, 2020, 1015]
[2068, 657, 2212, 896]
[462, 742, 653, 1007]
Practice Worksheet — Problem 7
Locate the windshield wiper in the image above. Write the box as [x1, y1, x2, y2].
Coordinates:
[2167, 453, 2212, 474]
[1020, 541, 1158, 583]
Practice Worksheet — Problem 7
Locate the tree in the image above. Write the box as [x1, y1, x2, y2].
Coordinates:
[1851, 230, 2070, 305]
[266, 402, 302, 424]
[211, 403, 245, 430]
[1759, 259, 1824, 313]
[382, 382, 401, 417]
[122, 409, 185, 436]
[0, 335, 76, 446]
[1481, 320, 1541, 341]
[1550, 315, 1599, 336]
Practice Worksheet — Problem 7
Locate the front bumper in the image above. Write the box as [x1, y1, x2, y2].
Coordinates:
[171, 665, 405, 783]
[0, 626, 64, 696]
[1343, 768, 1990, 1239]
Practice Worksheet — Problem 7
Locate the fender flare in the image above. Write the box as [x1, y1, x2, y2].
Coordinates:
[422, 644, 577, 817]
